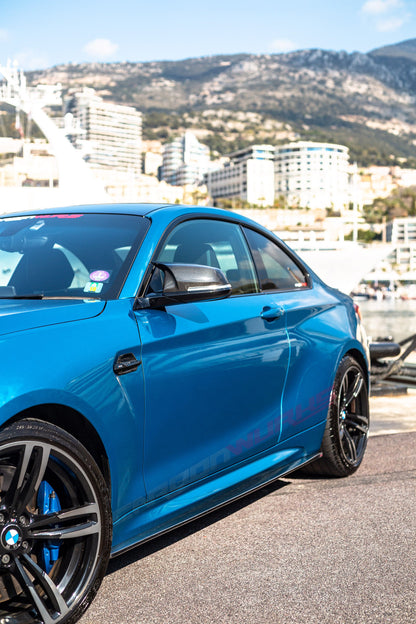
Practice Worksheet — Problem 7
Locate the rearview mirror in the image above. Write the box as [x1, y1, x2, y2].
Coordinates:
[135, 262, 232, 309]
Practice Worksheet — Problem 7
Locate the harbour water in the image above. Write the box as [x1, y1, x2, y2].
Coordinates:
[359, 298, 416, 342]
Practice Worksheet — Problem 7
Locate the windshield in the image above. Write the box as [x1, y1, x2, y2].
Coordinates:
[0, 213, 149, 300]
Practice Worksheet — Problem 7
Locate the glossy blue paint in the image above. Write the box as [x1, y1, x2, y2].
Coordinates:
[135, 292, 290, 501]
[277, 282, 367, 442]
[0, 204, 369, 559]
[0, 298, 105, 335]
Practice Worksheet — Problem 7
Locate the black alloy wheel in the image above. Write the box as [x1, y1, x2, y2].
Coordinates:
[336, 360, 369, 466]
[305, 355, 370, 477]
[0, 419, 111, 624]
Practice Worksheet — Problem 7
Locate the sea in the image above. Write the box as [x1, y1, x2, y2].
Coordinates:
[358, 299, 416, 343]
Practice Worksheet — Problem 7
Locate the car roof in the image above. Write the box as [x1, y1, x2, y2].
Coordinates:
[1, 203, 169, 218]
[1, 203, 263, 226]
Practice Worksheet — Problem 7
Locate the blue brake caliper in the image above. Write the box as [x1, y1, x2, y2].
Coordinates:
[37, 481, 61, 574]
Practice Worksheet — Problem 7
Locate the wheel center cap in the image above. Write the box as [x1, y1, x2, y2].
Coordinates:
[1, 525, 22, 550]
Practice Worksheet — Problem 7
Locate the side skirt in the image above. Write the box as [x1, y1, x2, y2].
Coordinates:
[111, 421, 324, 557]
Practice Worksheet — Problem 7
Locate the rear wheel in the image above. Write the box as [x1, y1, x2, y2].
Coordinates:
[0, 419, 111, 624]
[306, 356, 369, 477]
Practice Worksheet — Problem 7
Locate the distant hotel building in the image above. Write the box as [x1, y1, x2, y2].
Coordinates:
[64, 88, 142, 177]
[161, 131, 210, 186]
[206, 145, 275, 207]
[274, 141, 350, 211]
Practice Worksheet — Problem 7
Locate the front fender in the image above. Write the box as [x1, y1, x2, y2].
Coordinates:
[0, 299, 146, 521]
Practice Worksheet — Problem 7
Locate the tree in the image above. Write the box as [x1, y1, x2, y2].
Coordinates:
[363, 186, 416, 223]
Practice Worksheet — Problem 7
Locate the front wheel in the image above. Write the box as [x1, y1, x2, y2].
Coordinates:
[0, 419, 112, 624]
[307, 355, 370, 477]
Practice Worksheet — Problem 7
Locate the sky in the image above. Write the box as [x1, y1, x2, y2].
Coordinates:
[0, 0, 415, 70]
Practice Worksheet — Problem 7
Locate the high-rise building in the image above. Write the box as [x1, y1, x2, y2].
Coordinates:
[161, 131, 210, 186]
[64, 88, 142, 177]
[274, 141, 349, 211]
[206, 145, 275, 207]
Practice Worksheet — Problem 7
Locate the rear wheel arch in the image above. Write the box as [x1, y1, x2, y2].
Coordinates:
[345, 347, 369, 382]
[303, 352, 370, 477]
[3, 403, 111, 487]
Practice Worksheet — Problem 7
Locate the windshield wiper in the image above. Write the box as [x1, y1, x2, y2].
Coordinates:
[0, 294, 44, 299]
[0, 295, 101, 300]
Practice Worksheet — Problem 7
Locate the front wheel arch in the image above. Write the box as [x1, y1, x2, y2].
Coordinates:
[4, 404, 110, 487]
[0, 418, 112, 623]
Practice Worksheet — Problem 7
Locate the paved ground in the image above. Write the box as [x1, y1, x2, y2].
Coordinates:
[80, 396, 416, 624]
[370, 388, 416, 435]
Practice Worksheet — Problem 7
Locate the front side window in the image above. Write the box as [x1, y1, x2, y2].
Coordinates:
[244, 228, 308, 292]
[0, 213, 148, 299]
[156, 219, 258, 295]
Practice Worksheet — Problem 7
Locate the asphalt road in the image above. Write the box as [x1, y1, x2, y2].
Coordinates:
[80, 429, 416, 624]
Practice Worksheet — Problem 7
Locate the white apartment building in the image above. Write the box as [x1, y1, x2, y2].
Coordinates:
[387, 217, 416, 245]
[161, 131, 210, 186]
[64, 88, 142, 176]
[386, 217, 416, 272]
[274, 141, 350, 211]
[206, 145, 275, 207]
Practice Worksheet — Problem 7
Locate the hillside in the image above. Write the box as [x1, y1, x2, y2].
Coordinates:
[26, 39, 416, 166]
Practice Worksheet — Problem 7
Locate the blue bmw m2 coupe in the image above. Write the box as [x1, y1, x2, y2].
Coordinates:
[0, 204, 369, 623]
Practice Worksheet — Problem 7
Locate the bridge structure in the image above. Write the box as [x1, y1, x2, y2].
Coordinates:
[0, 60, 108, 203]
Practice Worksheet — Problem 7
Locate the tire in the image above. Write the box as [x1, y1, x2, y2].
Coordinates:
[305, 355, 370, 477]
[0, 418, 112, 624]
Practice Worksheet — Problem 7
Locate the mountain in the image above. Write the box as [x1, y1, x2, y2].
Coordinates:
[370, 38, 416, 62]
[26, 40, 416, 167]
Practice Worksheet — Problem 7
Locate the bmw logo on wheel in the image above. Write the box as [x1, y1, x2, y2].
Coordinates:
[2, 526, 21, 550]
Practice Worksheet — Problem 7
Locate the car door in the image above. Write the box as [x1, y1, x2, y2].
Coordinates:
[134, 217, 290, 501]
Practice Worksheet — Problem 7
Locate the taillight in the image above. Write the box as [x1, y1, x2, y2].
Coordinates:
[354, 303, 363, 321]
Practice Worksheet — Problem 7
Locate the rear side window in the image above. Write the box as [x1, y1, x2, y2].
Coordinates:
[244, 228, 308, 292]
[156, 219, 258, 295]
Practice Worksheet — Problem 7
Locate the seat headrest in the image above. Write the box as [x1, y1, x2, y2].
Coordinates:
[173, 242, 219, 268]
[10, 248, 75, 294]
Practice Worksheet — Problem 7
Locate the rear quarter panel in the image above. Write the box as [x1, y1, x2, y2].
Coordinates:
[279, 281, 368, 442]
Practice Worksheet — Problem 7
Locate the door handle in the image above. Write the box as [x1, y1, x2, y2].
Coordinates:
[260, 304, 284, 321]
[113, 353, 141, 375]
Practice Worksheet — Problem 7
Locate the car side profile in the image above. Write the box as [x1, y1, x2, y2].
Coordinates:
[0, 204, 370, 624]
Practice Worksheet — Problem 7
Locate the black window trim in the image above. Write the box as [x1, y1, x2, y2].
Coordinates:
[241, 224, 312, 294]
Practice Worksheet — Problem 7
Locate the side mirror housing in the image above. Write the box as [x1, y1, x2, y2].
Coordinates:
[135, 262, 232, 309]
